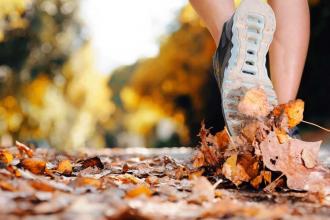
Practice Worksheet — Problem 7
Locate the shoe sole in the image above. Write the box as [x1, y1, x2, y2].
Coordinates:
[222, 0, 278, 136]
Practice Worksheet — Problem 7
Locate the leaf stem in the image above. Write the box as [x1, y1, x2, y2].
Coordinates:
[301, 120, 330, 133]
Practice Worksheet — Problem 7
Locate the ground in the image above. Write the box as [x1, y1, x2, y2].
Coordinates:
[0, 145, 329, 220]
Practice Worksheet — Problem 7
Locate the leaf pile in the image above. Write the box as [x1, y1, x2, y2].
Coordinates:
[0, 142, 329, 219]
[194, 88, 330, 195]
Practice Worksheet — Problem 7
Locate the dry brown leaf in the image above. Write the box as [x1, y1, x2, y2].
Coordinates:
[57, 159, 73, 175]
[302, 149, 317, 169]
[21, 158, 46, 175]
[260, 132, 330, 192]
[79, 156, 104, 170]
[241, 121, 260, 143]
[261, 171, 272, 184]
[126, 184, 153, 198]
[193, 150, 205, 168]
[0, 150, 14, 164]
[214, 129, 230, 151]
[251, 175, 263, 189]
[237, 88, 271, 118]
[189, 169, 204, 180]
[16, 141, 34, 157]
[250, 171, 272, 189]
[274, 128, 290, 144]
[189, 177, 214, 203]
[222, 154, 250, 186]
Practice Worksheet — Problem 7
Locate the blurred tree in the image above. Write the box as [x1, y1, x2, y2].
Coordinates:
[109, 5, 219, 147]
[0, 0, 114, 149]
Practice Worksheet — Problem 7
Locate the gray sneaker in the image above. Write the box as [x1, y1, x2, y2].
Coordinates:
[213, 0, 278, 136]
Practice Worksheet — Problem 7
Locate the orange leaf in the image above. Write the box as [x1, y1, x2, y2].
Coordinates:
[29, 180, 55, 192]
[0, 180, 16, 191]
[284, 99, 304, 128]
[126, 184, 153, 198]
[21, 158, 46, 174]
[57, 159, 73, 175]
[0, 150, 14, 164]
[74, 177, 102, 189]
[16, 141, 34, 157]
[250, 175, 263, 189]
[272, 100, 304, 128]
[6, 165, 21, 177]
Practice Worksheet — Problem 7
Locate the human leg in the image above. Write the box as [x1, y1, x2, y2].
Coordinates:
[189, 0, 235, 46]
[268, 0, 310, 103]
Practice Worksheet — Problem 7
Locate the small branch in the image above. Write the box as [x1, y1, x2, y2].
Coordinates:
[264, 174, 284, 193]
[224, 126, 237, 151]
[302, 120, 330, 133]
[213, 178, 223, 189]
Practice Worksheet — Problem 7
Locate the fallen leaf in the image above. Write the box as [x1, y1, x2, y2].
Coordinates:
[0, 180, 16, 191]
[241, 121, 260, 143]
[79, 156, 104, 170]
[214, 129, 230, 151]
[21, 158, 46, 175]
[193, 151, 205, 168]
[237, 88, 271, 118]
[251, 175, 263, 189]
[302, 149, 317, 169]
[189, 177, 214, 203]
[272, 100, 304, 128]
[118, 174, 141, 184]
[29, 180, 55, 192]
[57, 159, 73, 175]
[6, 164, 21, 177]
[274, 128, 290, 144]
[126, 184, 153, 198]
[74, 177, 102, 189]
[16, 141, 34, 157]
[222, 154, 250, 186]
[259, 132, 330, 192]
[0, 150, 14, 164]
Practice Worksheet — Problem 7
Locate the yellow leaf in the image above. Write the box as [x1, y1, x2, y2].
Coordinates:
[126, 184, 153, 198]
[0, 150, 13, 164]
[57, 159, 73, 175]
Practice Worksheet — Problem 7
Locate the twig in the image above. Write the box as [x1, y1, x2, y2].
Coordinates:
[224, 126, 237, 150]
[302, 120, 330, 133]
[264, 174, 284, 193]
[213, 178, 223, 189]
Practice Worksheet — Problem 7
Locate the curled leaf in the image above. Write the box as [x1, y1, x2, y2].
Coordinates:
[21, 158, 46, 174]
[79, 156, 104, 170]
[16, 141, 34, 157]
[237, 88, 271, 118]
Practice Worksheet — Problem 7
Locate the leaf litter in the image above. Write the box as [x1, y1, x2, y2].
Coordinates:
[0, 88, 329, 219]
